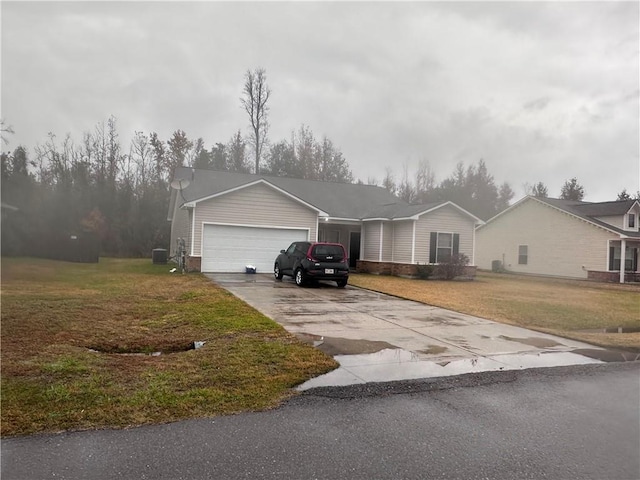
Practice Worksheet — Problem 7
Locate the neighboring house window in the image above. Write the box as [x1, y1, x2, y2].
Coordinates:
[429, 232, 459, 263]
[628, 213, 636, 229]
[609, 245, 638, 271]
[518, 245, 528, 265]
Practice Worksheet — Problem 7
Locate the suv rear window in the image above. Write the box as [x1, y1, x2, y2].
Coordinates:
[311, 244, 345, 261]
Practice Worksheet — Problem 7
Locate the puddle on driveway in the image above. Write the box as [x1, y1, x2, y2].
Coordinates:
[297, 347, 606, 390]
[417, 345, 448, 355]
[295, 333, 396, 356]
[498, 335, 564, 349]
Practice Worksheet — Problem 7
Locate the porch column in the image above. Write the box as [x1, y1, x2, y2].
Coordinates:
[411, 221, 416, 264]
[619, 238, 626, 283]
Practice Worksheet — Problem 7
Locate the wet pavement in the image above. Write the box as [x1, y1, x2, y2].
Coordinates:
[207, 273, 610, 389]
[4, 363, 639, 479]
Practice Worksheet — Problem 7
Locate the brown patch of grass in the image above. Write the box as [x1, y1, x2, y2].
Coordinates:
[349, 271, 640, 351]
[1, 257, 337, 437]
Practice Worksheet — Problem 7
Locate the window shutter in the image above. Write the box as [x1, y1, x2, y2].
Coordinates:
[429, 232, 437, 263]
[453, 234, 460, 256]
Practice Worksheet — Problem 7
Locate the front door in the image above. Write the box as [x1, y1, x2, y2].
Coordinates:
[349, 232, 361, 268]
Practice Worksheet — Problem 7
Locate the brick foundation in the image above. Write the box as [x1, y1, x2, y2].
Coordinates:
[186, 256, 201, 273]
[587, 270, 640, 283]
[356, 260, 476, 279]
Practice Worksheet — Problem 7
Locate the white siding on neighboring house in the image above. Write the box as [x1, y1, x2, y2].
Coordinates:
[476, 198, 614, 278]
[414, 204, 475, 264]
[192, 183, 318, 256]
[363, 221, 381, 261]
[593, 215, 624, 229]
[392, 220, 414, 263]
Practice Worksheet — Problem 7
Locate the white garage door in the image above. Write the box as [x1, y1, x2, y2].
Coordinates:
[202, 225, 308, 273]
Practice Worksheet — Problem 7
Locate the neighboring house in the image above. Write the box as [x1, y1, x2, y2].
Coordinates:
[475, 196, 640, 283]
[168, 167, 483, 274]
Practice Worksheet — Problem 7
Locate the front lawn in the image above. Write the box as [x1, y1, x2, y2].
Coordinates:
[1, 258, 337, 437]
[349, 271, 640, 351]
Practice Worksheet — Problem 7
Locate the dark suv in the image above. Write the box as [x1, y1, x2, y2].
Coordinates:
[274, 242, 349, 288]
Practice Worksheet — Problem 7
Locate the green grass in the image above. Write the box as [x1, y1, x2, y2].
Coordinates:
[349, 271, 640, 351]
[1, 257, 337, 437]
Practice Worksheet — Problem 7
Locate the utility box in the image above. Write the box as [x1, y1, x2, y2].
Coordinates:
[491, 260, 502, 272]
[152, 248, 168, 265]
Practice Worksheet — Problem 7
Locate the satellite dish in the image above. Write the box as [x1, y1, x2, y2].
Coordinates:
[170, 178, 190, 190]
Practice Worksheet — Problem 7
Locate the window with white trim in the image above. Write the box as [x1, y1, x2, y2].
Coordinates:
[518, 245, 528, 265]
[437, 233, 453, 263]
[628, 213, 636, 229]
[429, 232, 459, 263]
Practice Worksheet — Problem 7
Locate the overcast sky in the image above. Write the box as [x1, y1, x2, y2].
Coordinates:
[2, 1, 639, 202]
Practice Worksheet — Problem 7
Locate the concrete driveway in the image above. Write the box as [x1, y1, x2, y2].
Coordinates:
[207, 273, 605, 389]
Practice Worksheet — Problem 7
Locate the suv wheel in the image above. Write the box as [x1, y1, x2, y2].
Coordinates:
[336, 279, 348, 288]
[294, 268, 305, 286]
[274, 263, 283, 280]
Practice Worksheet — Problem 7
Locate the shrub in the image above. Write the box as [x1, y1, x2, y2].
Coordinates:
[434, 253, 470, 280]
[416, 263, 434, 280]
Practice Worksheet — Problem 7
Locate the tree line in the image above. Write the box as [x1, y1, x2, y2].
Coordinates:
[2, 68, 635, 259]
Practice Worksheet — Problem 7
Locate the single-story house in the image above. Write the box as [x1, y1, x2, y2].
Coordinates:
[168, 167, 484, 275]
[475, 195, 640, 283]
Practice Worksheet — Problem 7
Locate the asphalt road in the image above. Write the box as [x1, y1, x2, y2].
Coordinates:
[2, 363, 639, 480]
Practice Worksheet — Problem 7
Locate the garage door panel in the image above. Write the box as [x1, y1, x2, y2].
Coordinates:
[202, 225, 308, 273]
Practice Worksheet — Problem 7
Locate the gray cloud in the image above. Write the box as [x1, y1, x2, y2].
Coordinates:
[2, 1, 638, 201]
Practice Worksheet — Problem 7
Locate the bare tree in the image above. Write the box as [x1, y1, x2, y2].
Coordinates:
[1, 119, 15, 145]
[382, 167, 396, 195]
[397, 162, 416, 203]
[414, 159, 436, 203]
[241, 68, 271, 174]
[129, 132, 153, 189]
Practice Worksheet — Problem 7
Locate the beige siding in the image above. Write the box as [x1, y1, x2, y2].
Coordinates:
[192, 183, 317, 256]
[594, 215, 623, 229]
[392, 220, 414, 263]
[363, 221, 381, 261]
[476, 198, 615, 278]
[414, 204, 476, 264]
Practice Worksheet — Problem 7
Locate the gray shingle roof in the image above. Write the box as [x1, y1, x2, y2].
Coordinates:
[171, 167, 482, 222]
